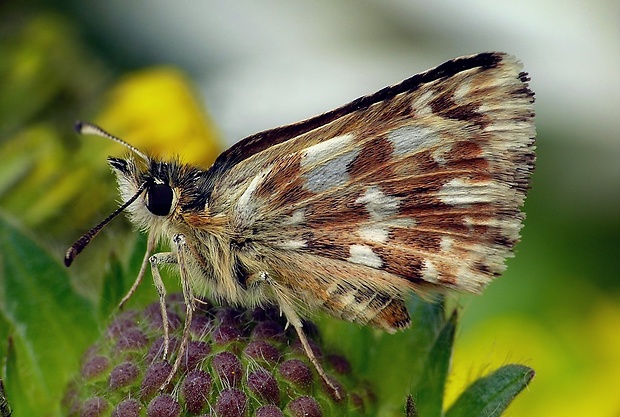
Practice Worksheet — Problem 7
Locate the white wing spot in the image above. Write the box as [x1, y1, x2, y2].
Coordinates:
[440, 236, 454, 252]
[282, 209, 306, 226]
[358, 225, 389, 243]
[453, 81, 472, 102]
[348, 244, 382, 268]
[411, 90, 434, 116]
[303, 148, 359, 193]
[276, 239, 306, 250]
[235, 168, 271, 225]
[421, 259, 439, 282]
[437, 178, 495, 206]
[301, 133, 354, 168]
[301, 134, 358, 193]
[387, 125, 441, 156]
[355, 186, 399, 221]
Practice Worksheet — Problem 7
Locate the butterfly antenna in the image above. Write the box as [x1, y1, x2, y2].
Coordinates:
[64, 181, 149, 267]
[75, 121, 149, 162]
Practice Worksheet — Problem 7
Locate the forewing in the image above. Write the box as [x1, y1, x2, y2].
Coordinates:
[209, 52, 535, 329]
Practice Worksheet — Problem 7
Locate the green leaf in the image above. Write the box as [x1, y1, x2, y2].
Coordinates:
[0, 314, 9, 364]
[445, 364, 535, 417]
[360, 295, 447, 416]
[99, 252, 125, 321]
[0, 213, 97, 416]
[321, 296, 446, 416]
[413, 310, 457, 417]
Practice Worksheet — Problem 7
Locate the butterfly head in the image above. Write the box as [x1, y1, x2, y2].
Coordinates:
[107, 156, 180, 229]
[65, 122, 190, 266]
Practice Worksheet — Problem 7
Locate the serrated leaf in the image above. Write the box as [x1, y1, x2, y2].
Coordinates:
[413, 310, 457, 417]
[0, 213, 97, 416]
[445, 364, 535, 417]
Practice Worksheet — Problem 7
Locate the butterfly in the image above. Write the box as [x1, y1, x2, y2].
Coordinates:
[66, 52, 535, 397]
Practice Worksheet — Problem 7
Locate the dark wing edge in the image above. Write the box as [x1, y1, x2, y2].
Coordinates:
[211, 52, 506, 174]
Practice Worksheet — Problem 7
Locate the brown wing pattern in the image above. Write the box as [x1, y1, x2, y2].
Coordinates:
[212, 53, 535, 329]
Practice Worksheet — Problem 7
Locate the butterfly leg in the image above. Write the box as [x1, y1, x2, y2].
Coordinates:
[118, 233, 157, 310]
[249, 272, 342, 400]
[159, 234, 196, 390]
[149, 250, 177, 362]
[282, 302, 342, 400]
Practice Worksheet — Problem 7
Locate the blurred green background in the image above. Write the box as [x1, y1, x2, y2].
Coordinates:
[1, 1, 619, 416]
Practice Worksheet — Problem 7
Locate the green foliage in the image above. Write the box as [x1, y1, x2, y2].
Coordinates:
[446, 365, 535, 417]
[0, 214, 97, 416]
[319, 293, 534, 417]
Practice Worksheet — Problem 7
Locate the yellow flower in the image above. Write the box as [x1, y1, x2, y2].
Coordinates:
[95, 67, 221, 166]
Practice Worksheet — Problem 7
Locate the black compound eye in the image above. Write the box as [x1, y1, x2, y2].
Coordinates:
[146, 182, 174, 216]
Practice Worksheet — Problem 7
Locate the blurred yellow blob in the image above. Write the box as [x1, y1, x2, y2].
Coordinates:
[96, 67, 222, 167]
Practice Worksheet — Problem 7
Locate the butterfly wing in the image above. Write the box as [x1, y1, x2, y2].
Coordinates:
[207, 52, 535, 330]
